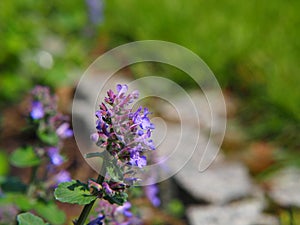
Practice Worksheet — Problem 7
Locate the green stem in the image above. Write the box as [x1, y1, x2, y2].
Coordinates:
[26, 165, 38, 197]
[288, 206, 294, 225]
[75, 155, 107, 225]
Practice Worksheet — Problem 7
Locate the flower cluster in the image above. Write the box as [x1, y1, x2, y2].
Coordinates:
[88, 200, 142, 225]
[29, 86, 72, 186]
[84, 84, 156, 223]
[89, 84, 156, 201]
[92, 84, 155, 168]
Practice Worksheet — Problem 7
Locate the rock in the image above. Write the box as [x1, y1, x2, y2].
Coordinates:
[269, 167, 300, 207]
[176, 161, 253, 204]
[255, 214, 280, 225]
[156, 123, 253, 204]
[157, 90, 226, 136]
[187, 200, 279, 225]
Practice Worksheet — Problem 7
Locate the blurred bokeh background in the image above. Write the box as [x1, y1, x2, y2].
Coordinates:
[0, 0, 299, 224]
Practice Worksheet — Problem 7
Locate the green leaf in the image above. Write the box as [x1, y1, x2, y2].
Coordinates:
[104, 191, 128, 205]
[37, 130, 59, 146]
[0, 151, 9, 176]
[0, 193, 34, 211]
[34, 202, 66, 225]
[0, 176, 27, 193]
[54, 180, 97, 205]
[1, 194, 65, 225]
[17, 212, 47, 225]
[10, 146, 41, 168]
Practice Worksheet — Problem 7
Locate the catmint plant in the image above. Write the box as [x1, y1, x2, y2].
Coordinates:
[27, 86, 72, 188]
[0, 85, 72, 224]
[54, 84, 156, 225]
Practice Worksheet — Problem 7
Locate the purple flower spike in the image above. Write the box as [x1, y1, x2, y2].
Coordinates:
[30, 101, 44, 119]
[145, 184, 161, 207]
[56, 123, 73, 139]
[47, 147, 64, 166]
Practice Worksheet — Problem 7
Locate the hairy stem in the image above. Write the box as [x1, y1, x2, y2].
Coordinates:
[75, 155, 107, 225]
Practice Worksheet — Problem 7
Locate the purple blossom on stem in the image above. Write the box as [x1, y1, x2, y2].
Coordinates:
[30, 101, 44, 119]
[29, 85, 72, 163]
[145, 184, 161, 207]
[30, 86, 57, 116]
[47, 147, 64, 166]
[85, 84, 156, 224]
[93, 84, 155, 168]
[54, 170, 71, 185]
[56, 122, 73, 139]
[115, 202, 133, 218]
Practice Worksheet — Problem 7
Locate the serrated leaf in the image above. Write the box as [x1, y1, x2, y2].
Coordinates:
[54, 180, 97, 205]
[34, 202, 66, 225]
[17, 212, 47, 225]
[10, 146, 41, 168]
[104, 191, 128, 205]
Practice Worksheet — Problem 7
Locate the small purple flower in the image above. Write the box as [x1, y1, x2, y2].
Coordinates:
[86, 0, 104, 25]
[146, 139, 155, 150]
[87, 215, 105, 225]
[115, 202, 133, 218]
[47, 147, 64, 166]
[90, 132, 99, 142]
[54, 170, 71, 184]
[30, 101, 44, 119]
[102, 182, 114, 196]
[145, 184, 161, 207]
[56, 122, 73, 139]
[116, 84, 128, 97]
[130, 152, 147, 168]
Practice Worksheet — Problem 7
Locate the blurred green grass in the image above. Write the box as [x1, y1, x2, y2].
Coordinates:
[0, 0, 91, 104]
[0, 0, 299, 150]
[99, 0, 300, 149]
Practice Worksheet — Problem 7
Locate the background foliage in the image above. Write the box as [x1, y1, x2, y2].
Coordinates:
[0, 0, 299, 181]
[99, 0, 300, 149]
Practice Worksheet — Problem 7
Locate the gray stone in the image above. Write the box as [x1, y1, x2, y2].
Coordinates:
[269, 167, 300, 207]
[187, 200, 278, 225]
[155, 123, 253, 204]
[157, 90, 226, 135]
[176, 161, 253, 204]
